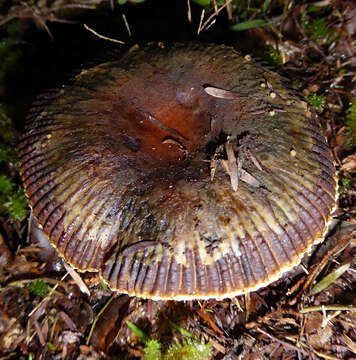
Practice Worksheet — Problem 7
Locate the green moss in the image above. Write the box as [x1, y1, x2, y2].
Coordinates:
[301, 13, 338, 44]
[339, 177, 352, 194]
[307, 94, 326, 110]
[29, 279, 50, 297]
[5, 188, 28, 221]
[345, 97, 356, 149]
[164, 338, 212, 360]
[0, 143, 16, 163]
[0, 104, 28, 221]
[126, 321, 212, 360]
[0, 175, 14, 195]
[341, 178, 351, 187]
[265, 46, 283, 66]
[143, 340, 162, 360]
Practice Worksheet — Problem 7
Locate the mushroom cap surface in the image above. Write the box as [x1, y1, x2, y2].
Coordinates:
[19, 43, 337, 300]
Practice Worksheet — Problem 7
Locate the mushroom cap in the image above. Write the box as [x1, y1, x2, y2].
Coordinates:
[19, 43, 337, 300]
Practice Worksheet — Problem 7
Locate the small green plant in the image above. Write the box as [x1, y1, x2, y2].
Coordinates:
[5, 188, 28, 221]
[300, 6, 338, 44]
[265, 46, 283, 66]
[306, 18, 338, 43]
[192, 0, 210, 6]
[0, 104, 17, 163]
[231, 19, 269, 31]
[99, 276, 108, 291]
[0, 174, 28, 221]
[0, 175, 14, 194]
[29, 279, 50, 297]
[165, 338, 212, 360]
[341, 178, 351, 187]
[0, 104, 28, 221]
[345, 97, 356, 149]
[144, 339, 162, 360]
[47, 342, 56, 351]
[126, 321, 212, 360]
[307, 94, 326, 111]
[338, 177, 352, 194]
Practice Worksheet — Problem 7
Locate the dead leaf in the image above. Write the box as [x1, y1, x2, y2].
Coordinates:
[204, 85, 248, 99]
[341, 154, 356, 172]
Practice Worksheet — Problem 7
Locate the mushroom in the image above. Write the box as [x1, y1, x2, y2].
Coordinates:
[18, 43, 337, 300]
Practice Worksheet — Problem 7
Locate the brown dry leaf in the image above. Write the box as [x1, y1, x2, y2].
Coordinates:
[61, 330, 82, 344]
[341, 154, 356, 172]
[335, 127, 346, 148]
[308, 84, 320, 93]
[197, 309, 224, 336]
[305, 312, 333, 351]
[343, 334, 356, 354]
[90, 295, 130, 352]
[0, 233, 12, 275]
[0, 311, 25, 353]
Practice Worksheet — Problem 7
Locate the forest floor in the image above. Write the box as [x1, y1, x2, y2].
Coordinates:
[0, 1, 355, 359]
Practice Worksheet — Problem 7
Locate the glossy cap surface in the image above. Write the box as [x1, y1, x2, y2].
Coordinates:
[19, 43, 337, 300]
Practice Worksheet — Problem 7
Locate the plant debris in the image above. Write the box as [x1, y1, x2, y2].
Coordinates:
[0, 0, 355, 359]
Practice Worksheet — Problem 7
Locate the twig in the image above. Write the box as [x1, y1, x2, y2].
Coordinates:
[240, 169, 261, 187]
[210, 159, 217, 181]
[187, 0, 192, 23]
[63, 261, 90, 296]
[225, 141, 239, 191]
[83, 24, 125, 44]
[205, 19, 217, 31]
[300, 305, 356, 313]
[226, 1, 232, 20]
[246, 149, 263, 171]
[255, 327, 309, 356]
[245, 293, 251, 322]
[122, 14, 131, 36]
[197, 9, 205, 35]
[33, 320, 45, 346]
[0, 14, 16, 27]
[330, 317, 356, 328]
[197, 0, 232, 34]
[197, 309, 224, 336]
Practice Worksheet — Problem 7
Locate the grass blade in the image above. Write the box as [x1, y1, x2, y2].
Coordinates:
[231, 19, 268, 31]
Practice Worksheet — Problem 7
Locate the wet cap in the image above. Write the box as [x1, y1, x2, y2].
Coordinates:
[19, 43, 337, 300]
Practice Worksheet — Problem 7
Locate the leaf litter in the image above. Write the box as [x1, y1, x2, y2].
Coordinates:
[0, 0, 355, 359]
